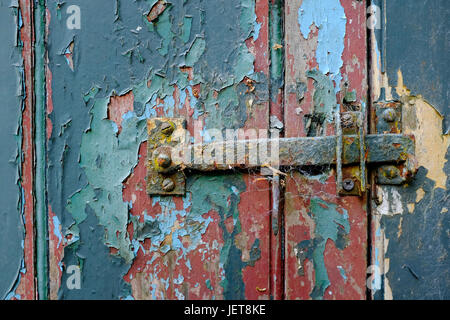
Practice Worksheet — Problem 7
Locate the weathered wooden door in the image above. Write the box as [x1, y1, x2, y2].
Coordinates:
[45, 0, 277, 300]
[368, 0, 449, 300]
[1, 0, 448, 300]
[282, 0, 368, 300]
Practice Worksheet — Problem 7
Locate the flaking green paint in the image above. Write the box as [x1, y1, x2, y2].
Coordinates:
[269, 0, 284, 102]
[185, 37, 205, 67]
[181, 16, 193, 43]
[154, 4, 175, 57]
[297, 198, 350, 299]
[189, 174, 260, 299]
[67, 92, 148, 263]
[48, 0, 264, 299]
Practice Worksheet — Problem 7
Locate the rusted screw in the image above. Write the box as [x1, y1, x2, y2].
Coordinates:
[384, 165, 399, 179]
[161, 178, 175, 192]
[341, 113, 354, 128]
[382, 108, 396, 122]
[160, 122, 174, 136]
[156, 152, 171, 168]
[343, 178, 355, 192]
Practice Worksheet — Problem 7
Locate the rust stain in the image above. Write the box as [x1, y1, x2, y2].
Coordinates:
[107, 91, 134, 134]
[147, 0, 167, 22]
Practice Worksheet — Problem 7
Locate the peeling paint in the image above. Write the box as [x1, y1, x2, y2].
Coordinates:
[0, 1, 27, 300]
[370, 1, 449, 298]
[298, 0, 346, 91]
[296, 198, 350, 300]
[44, 0, 269, 299]
[305, 69, 337, 136]
[397, 73, 449, 190]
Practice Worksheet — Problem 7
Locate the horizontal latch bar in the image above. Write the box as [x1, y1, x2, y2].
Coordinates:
[146, 118, 415, 196]
[169, 134, 414, 171]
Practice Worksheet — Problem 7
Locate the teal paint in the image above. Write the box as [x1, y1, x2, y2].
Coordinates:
[190, 174, 247, 299]
[58, 208, 132, 299]
[0, 2, 26, 299]
[297, 198, 350, 299]
[154, 4, 175, 57]
[269, 0, 284, 102]
[240, 0, 256, 38]
[205, 279, 213, 291]
[34, 0, 48, 300]
[298, 0, 346, 92]
[185, 37, 205, 67]
[181, 16, 192, 43]
[45, 0, 263, 299]
[67, 93, 147, 264]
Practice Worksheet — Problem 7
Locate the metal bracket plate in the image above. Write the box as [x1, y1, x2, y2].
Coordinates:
[146, 118, 186, 196]
[373, 101, 417, 185]
[374, 101, 402, 134]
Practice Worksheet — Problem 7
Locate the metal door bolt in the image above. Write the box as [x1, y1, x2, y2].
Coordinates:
[343, 178, 355, 192]
[156, 151, 172, 168]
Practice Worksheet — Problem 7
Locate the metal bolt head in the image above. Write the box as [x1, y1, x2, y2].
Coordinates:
[156, 152, 172, 168]
[382, 108, 396, 122]
[341, 113, 354, 128]
[383, 165, 399, 179]
[342, 178, 355, 192]
[161, 178, 175, 192]
[160, 122, 174, 136]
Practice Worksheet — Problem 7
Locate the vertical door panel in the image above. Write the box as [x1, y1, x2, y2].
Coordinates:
[46, 0, 272, 299]
[283, 0, 368, 299]
[0, 2, 25, 300]
[369, 0, 449, 299]
[0, 0, 35, 300]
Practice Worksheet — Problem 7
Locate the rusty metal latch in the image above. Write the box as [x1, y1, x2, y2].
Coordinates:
[147, 106, 416, 196]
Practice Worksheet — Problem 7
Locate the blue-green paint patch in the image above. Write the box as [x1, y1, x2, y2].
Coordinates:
[0, 3, 27, 300]
[205, 279, 213, 290]
[296, 198, 350, 300]
[47, 0, 264, 299]
[337, 265, 347, 282]
[298, 0, 346, 92]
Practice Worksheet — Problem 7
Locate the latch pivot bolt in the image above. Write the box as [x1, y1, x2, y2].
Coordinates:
[155, 150, 172, 168]
[383, 165, 399, 179]
[382, 108, 397, 122]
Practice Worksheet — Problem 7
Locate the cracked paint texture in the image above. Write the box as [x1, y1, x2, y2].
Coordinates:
[46, 0, 270, 299]
[298, 0, 346, 92]
[296, 198, 350, 300]
[0, 1, 28, 300]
